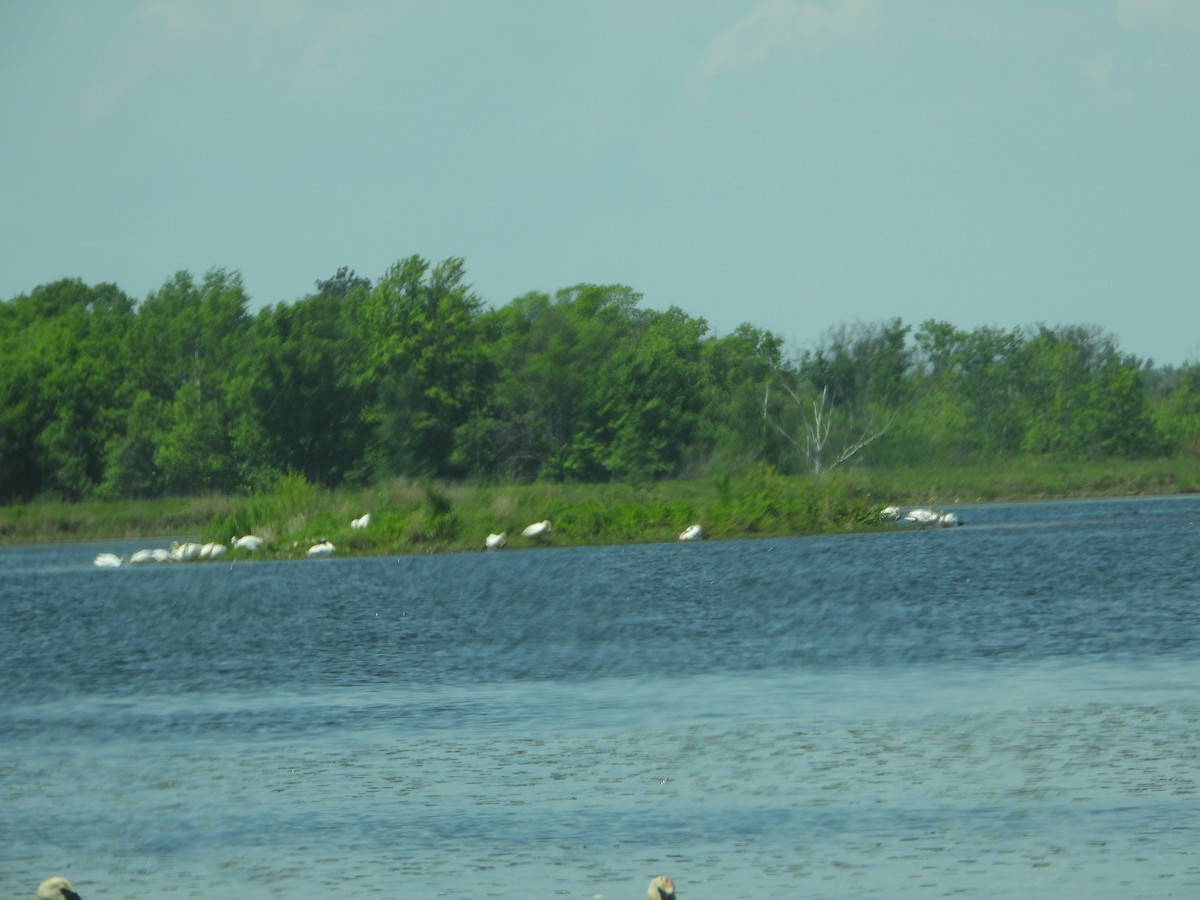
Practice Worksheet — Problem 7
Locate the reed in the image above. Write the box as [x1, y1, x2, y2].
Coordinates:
[861, 456, 1200, 504]
[3, 457, 1198, 553]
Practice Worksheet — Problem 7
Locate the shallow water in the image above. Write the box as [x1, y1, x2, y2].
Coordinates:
[3, 497, 1200, 898]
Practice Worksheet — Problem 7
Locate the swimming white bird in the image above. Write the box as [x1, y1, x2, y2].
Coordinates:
[36, 877, 81, 900]
[150, 548, 172, 563]
[93, 552, 123, 568]
[128, 548, 154, 565]
[879, 505, 901, 521]
[678, 524, 704, 541]
[939, 511, 962, 527]
[170, 541, 202, 562]
[485, 531, 507, 549]
[351, 513, 371, 530]
[903, 507, 940, 527]
[521, 520, 552, 539]
[232, 534, 263, 552]
[647, 875, 676, 900]
[199, 542, 227, 560]
[306, 539, 335, 558]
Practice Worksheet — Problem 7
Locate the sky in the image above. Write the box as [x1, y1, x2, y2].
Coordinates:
[3, 0, 1199, 364]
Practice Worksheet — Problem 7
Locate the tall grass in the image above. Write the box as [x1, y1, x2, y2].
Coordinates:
[3, 457, 1198, 553]
[0, 494, 235, 545]
[861, 456, 1200, 504]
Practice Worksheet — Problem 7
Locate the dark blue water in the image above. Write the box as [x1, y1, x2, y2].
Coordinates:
[3, 497, 1200, 898]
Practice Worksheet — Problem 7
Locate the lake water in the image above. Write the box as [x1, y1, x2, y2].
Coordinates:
[3, 496, 1199, 899]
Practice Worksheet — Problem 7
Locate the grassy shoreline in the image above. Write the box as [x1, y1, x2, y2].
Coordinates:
[3, 457, 1198, 557]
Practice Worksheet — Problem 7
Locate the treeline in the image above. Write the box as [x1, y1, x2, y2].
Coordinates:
[2, 255, 1198, 504]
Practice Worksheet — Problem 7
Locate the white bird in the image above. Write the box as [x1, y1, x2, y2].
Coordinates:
[129, 548, 154, 565]
[351, 513, 371, 530]
[232, 534, 263, 552]
[521, 520, 552, 539]
[678, 524, 704, 541]
[647, 875, 676, 900]
[307, 539, 335, 558]
[93, 552, 123, 568]
[199, 542, 227, 560]
[939, 511, 962, 527]
[485, 531, 507, 549]
[36, 877, 81, 900]
[150, 548, 172, 563]
[170, 541, 202, 562]
[879, 505, 901, 521]
[903, 507, 941, 527]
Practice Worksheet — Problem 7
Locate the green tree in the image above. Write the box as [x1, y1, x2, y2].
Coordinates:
[463, 284, 653, 481]
[1150, 362, 1200, 454]
[596, 306, 708, 480]
[778, 319, 911, 473]
[799, 318, 912, 413]
[315, 265, 371, 298]
[98, 390, 165, 499]
[913, 322, 1029, 460]
[244, 277, 374, 487]
[154, 383, 235, 494]
[1015, 325, 1163, 458]
[696, 323, 789, 473]
[361, 256, 489, 478]
[0, 279, 134, 501]
[104, 269, 252, 496]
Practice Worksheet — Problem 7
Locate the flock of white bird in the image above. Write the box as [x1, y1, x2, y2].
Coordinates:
[93, 510, 710, 567]
[87, 498, 969, 575]
[93, 523, 349, 566]
[36, 874, 676, 900]
[879, 504, 963, 527]
[485, 520, 705, 550]
[91, 533, 276, 567]
[91, 503, 960, 568]
[93, 540, 232, 568]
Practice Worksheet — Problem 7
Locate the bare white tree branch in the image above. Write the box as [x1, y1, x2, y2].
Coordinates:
[828, 408, 897, 470]
[763, 380, 895, 474]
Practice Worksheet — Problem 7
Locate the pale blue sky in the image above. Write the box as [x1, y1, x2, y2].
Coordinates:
[3, 1, 1198, 363]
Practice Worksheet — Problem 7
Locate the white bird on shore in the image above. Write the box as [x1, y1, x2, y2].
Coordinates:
[36, 877, 81, 900]
[233, 534, 263, 552]
[93, 552, 123, 568]
[879, 505, 901, 521]
[307, 539, 335, 558]
[351, 513, 371, 530]
[485, 531, 507, 549]
[678, 524, 704, 541]
[170, 541, 202, 562]
[903, 507, 941, 527]
[522, 520, 552, 540]
[647, 875, 676, 900]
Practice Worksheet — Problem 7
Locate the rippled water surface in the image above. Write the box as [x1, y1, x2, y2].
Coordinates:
[3, 497, 1200, 898]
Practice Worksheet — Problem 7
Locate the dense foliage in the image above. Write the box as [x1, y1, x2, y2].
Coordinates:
[1, 257, 1194, 503]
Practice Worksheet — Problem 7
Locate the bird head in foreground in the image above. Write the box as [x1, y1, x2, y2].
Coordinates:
[647, 874, 675, 900]
[36, 877, 81, 900]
